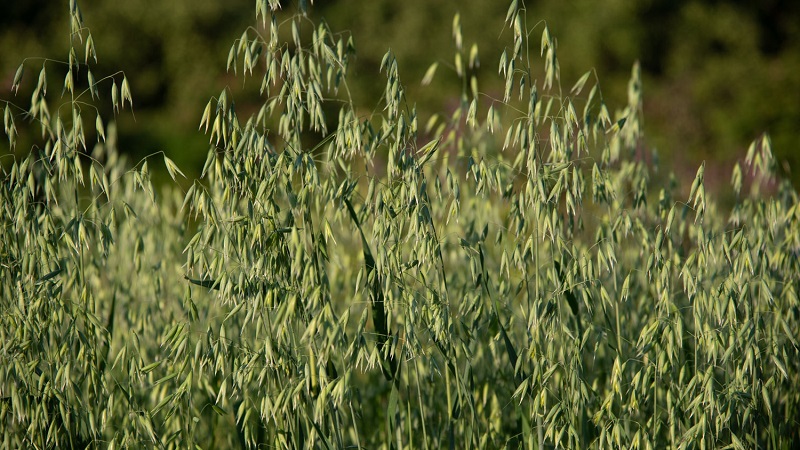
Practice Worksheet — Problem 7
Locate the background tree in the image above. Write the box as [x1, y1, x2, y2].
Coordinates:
[3, 0, 798, 188]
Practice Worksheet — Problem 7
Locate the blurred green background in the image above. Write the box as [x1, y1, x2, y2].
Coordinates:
[3, 0, 798, 190]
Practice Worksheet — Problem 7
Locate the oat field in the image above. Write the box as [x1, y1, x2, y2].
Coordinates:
[2, 1, 798, 448]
